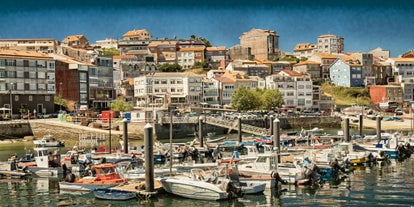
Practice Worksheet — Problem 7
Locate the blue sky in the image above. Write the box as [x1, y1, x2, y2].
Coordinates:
[1, 0, 413, 57]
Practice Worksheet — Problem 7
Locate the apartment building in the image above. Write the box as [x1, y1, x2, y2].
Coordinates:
[293, 43, 317, 59]
[50, 54, 90, 110]
[0, 39, 58, 53]
[317, 34, 344, 54]
[134, 72, 203, 108]
[88, 55, 115, 111]
[177, 46, 205, 69]
[205, 46, 227, 69]
[225, 59, 271, 79]
[308, 53, 339, 79]
[118, 29, 152, 57]
[372, 61, 392, 85]
[93, 38, 118, 49]
[369, 85, 403, 107]
[202, 79, 220, 105]
[368, 47, 390, 60]
[265, 69, 313, 111]
[329, 57, 364, 87]
[61, 34, 89, 48]
[239, 28, 280, 61]
[148, 40, 178, 64]
[386, 57, 414, 83]
[0, 50, 56, 116]
[293, 61, 321, 79]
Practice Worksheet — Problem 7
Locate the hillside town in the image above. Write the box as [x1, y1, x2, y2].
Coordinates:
[0, 28, 412, 121]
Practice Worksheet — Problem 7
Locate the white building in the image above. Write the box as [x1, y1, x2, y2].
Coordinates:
[386, 57, 414, 83]
[317, 34, 344, 54]
[134, 72, 203, 108]
[265, 69, 313, 111]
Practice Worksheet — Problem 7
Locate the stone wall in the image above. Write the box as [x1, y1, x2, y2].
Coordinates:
[0, 122, 33, 140]
[155, 116, 342, 139]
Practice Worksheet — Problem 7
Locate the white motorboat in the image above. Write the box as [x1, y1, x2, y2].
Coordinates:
[33, 134, 65, 148]
[159, 176, 238, 201]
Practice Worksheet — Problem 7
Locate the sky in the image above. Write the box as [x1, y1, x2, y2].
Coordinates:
[1, 0, 414, 57]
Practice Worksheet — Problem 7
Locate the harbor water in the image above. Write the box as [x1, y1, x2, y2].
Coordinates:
[0, 128, 414, 206]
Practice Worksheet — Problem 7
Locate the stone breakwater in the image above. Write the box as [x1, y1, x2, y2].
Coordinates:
[28, 120, 147, 146]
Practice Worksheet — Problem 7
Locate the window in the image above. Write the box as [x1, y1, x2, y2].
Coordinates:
[29, 95, 33, 101]
[29, 72, 36, 78]
[16, 71, 24, 78]
[29, 83, 36, 90]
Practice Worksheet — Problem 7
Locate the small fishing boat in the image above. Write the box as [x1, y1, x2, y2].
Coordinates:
[92, 188, 137, 201]
[33, 134, 65, 148]
[59, 163, 126, 191]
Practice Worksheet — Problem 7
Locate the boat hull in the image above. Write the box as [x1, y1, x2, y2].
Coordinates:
[59, 182, 119, 192]
[159, 178, 229, 201]
[92, 188, 137, 200]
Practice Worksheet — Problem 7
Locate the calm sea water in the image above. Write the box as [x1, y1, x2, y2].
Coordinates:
[1, 128, 413, 206]
[0, 158, 413, 207]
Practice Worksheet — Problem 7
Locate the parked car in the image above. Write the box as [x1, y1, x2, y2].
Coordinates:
[22, 113, 36, 119]
[395, 108, 403, 115]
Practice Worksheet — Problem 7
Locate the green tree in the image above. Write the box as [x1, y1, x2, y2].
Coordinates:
[102, 48, 120, 56]
[193, 61, 209, 69]
[158, 63, 183, 72]
[231, 86, 261, 111]
[54, 95, 66, 110]
[190, 34, 212, 47]
[110, 98, 133, 112]
[262, 88, 284, 110]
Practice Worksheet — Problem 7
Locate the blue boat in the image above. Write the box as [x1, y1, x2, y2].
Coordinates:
[92, 188, 137, 201]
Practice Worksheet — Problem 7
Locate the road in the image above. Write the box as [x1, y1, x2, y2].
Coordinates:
[348, 113, 414, 131]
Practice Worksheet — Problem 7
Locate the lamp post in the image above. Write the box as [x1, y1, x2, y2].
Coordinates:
[59, 82, 62, 112]
[9, 83, 13, 121]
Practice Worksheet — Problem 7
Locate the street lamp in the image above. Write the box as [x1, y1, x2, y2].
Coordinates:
[59, 82, 62, 112]
[9, 83, 13, 121]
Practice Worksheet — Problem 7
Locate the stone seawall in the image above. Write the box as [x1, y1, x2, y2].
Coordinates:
[0, 121, 33, 140]
[155, 116, 342, 139]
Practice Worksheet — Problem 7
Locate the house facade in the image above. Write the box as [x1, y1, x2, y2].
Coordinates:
[386, 57, 414, 83]
[0, 50, 56, 116]
[0, 39, 58, 53]
[293, 43, 317, 59]
[265, 69, 313, 111]
[51, 54, 90, 110]
[317, 34, 344, 54]
[369, 85, 403, 107]
[239, 28, 280, 61]
[293, 61, 321, 79]
[329, 58, 364, 87]
[134, 72, 203, 108]
[308, 53, 338, 79]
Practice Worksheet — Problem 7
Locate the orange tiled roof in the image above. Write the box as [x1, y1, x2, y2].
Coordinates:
[113, 54, 135, 59]
[215, 76, 235, 83]
[0, 49, 52, 60]
[179, 47, 206, 52]
[294, 43, 317, 51]
[63, 35, 85, 42]
[314, 52, 338, 59]
[390, 57, 414, 62]
[122, 29, 150, 38]
[148, 40, 178, 47]
[206, 46, 226, 51]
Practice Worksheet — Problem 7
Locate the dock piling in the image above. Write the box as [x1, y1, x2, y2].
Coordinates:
[144, 123, 154, 192]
